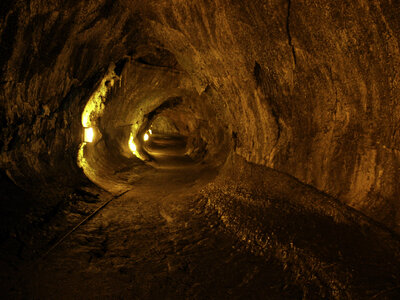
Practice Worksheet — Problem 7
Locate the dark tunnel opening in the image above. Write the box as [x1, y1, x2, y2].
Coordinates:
[1, 1, 400, 299]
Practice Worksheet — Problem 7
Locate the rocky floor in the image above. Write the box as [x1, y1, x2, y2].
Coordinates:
[2, 166, 301, 299]
[2, 151, 400, 299]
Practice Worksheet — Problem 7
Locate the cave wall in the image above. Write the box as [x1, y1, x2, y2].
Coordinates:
[145, 0, 400, 232]
[1, 0, 400, 231]
[0, 0, 142, 195]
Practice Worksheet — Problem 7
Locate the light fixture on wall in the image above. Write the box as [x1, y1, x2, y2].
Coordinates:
[84, 127, 94, 143]
[129, 133, 137, 153]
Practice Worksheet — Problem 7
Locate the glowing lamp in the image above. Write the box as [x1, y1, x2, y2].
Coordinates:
[148, 129, 152, 135]
[143, 133, 149, 141]
[84, 127, 94, 143]
[128, 133, 137, 153]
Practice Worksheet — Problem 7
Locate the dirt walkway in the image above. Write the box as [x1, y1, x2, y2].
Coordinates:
[12, 174, 300, 299]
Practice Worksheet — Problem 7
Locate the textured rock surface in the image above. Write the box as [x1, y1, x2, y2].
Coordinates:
[202, 154, 400, 298]
[4, 171, 304, 299]
[2, 0, 400, 298]
[2, 0, 400, 231]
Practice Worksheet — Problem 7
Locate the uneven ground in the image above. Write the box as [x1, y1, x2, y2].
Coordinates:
[2, 136, 400, 299]
[3, 137, 301, 299]
[2, 1, 400, 298]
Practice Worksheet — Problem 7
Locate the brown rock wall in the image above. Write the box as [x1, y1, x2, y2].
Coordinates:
[1, 0, 400, 230]
[147, 0, 400, 231]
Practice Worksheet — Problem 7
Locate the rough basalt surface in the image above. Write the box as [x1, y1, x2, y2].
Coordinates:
[2, 0, 400, 231]
[1, 0, 400, 298]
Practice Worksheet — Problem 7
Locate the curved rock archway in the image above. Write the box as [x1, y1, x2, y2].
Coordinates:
[1, 1, 400, 298]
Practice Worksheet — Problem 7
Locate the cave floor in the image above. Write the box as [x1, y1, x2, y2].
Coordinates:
[2, 150, 400, 299]
[4, 162, 301, 299]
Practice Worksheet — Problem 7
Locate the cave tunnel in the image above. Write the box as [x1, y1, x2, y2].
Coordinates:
[1, 0, 400, 299]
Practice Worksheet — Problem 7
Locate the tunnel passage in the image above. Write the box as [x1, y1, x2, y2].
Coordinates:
[77, 47, 230, 193]
[2, 0, 400, 232]
[2, 0, 400, 299]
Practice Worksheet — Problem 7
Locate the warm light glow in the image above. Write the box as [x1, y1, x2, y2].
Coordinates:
[128, 133, 137, 153]
[143, 133, 149, 141]
[84, 127, 94, 143]
[81, 64, 119, 127]
[77, 143, 86, 169]
[149, 129, 152, 135]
